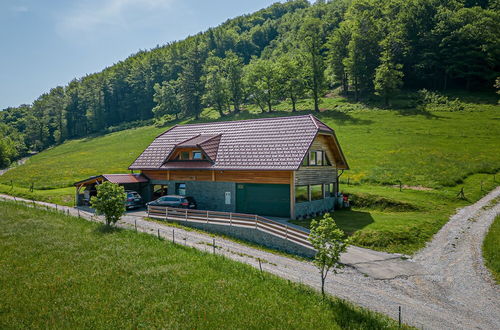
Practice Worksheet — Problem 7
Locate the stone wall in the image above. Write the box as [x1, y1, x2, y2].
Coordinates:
[173, 220, 316, 258]
[295, 197, 335, 219]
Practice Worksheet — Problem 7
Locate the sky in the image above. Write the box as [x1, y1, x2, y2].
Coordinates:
[0, 0, 281, 110]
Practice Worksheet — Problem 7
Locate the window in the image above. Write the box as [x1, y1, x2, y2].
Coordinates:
[325, 154, 332, 166]
[192, 151, 203, 160]
[311, 184, 323, 200]
[316, 151, 324, 166]
[302, 154, 309, 166]
[309, 151, 317, 165]
[324, 183, 335, 198]
[176, 183, 186, 196]
[295, 185, 309, 203]
[180, 151, 190, 160]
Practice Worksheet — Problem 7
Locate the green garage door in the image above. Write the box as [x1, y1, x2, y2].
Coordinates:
[236, 183, 290, 218]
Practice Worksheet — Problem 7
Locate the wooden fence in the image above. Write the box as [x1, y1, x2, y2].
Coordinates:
[147, 205, 314, 250]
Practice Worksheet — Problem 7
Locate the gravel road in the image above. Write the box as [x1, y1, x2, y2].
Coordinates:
[1, 188, 499, 329]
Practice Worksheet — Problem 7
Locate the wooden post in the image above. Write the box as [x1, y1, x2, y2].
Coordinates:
[398, 306, 401, 328]
[157, 229, 160, 239]
[229, 212, 232, 226]
[134, 219, 137, 232]
[206, 210, 209, 223]
[212, 238, 216, 254]
[185, 209, 188, 221]
[172, 229, 175, 244]
[165, 207, 168, 220]
[255, 215, 258, 229]
[258, 258, 263, 274]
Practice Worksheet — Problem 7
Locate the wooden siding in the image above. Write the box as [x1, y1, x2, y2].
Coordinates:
[215, 170, 291, 184]
[142, 169, 292, 185]
[295, 167, 337, 185]
[296, 134, 338, 185]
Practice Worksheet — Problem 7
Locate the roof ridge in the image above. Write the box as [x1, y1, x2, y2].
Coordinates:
[308, 114, 319, 130]
[176, 134, 201, 146]
[174, 114, 312, 127]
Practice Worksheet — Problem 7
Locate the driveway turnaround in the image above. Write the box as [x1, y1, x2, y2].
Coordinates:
[1, 188, 499, 329]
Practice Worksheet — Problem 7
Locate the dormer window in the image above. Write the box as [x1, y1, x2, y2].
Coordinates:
[180, 151, 190, 160]
[302, 150, 332, 167]
[192, 151, 203, 160]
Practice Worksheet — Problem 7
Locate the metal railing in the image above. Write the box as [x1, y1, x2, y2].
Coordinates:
[147, 205, 314, 250]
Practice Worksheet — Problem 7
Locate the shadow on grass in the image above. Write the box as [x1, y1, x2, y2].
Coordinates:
[95, 224, 122, 234]
[291, 209, 374, 236]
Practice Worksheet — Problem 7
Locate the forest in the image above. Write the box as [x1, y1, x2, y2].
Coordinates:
[0, 0, 498, 167]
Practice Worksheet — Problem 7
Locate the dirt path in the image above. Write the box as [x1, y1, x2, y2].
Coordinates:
[0, 157, 30, 176]
[1, 189, 499, 329]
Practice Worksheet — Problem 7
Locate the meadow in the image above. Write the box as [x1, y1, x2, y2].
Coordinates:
[1, 92, 499, 254]
[483, 214, 500, 283]
[0, 201, 406, 329]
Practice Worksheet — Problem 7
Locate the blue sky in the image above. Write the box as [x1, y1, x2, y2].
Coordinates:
[0, 0, 280, 109]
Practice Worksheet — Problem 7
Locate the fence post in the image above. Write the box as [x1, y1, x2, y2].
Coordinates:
[165, 207, 168, 220]
[172, 229, 175, 244]
[147, 206, 150, 218]
[206, 210, 209, 223]
[185, 208, 188, 222]
[229, 212, 232, 226]
[157, 229, 160, 240]
[255, 215, 258, 229]
[134, 218, 137, 232]
[213, 238, 216, 254]
[398, 306, 401, 328]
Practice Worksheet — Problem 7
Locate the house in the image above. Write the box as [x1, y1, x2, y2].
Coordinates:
[130, 114, 348, 219]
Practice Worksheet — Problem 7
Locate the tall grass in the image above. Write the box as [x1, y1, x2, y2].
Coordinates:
[483, 214, 500, 283]
[0, 201, 406, 329]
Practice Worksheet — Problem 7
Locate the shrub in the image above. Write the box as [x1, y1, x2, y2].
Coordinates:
[416, 89, 465, 112]
[90, 182, 126, 226]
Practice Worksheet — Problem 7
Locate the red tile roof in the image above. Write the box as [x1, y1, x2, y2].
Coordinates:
[130, 114, 348, 171]
[74, 173, 149, 186]
[102, 174, 149, 184]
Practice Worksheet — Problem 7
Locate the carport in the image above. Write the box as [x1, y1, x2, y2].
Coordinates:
[74, 174, 149, 206]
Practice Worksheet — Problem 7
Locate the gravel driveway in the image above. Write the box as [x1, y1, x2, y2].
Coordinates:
[1, 188, 499, 329]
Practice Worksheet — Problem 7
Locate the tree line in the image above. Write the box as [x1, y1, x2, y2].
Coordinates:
[0, 0, 498, 167]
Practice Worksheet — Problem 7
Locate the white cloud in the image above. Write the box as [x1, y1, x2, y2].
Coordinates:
[56, 0, 175, 38]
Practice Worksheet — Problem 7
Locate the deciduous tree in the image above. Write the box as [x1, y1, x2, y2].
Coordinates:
[90, 182, 126, 227]
[309, 213, 348, 297]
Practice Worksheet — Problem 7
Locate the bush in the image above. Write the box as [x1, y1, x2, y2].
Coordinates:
[417, 89, 465, 112]
[90, 182, 126, 226]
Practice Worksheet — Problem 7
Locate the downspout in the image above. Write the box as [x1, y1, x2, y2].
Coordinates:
[336, 169, 345, 195]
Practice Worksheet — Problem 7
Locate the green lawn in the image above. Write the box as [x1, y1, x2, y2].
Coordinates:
[0, 201, 406, 329]
[483, 214, 500, 283]
[1, 92, 499, 253]
[293, 172, 498, 254]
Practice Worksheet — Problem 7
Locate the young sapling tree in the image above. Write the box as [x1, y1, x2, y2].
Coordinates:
[309, 213, 348, 297]
[90, 181, 126, 227]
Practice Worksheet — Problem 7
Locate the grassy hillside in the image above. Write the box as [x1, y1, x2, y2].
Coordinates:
[1, 94, 498, 254]
[483, 214, 500, 284]
[0, 201, 405, 329]
[0, 94, 500, 253]
[2, 94, 499, 189]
